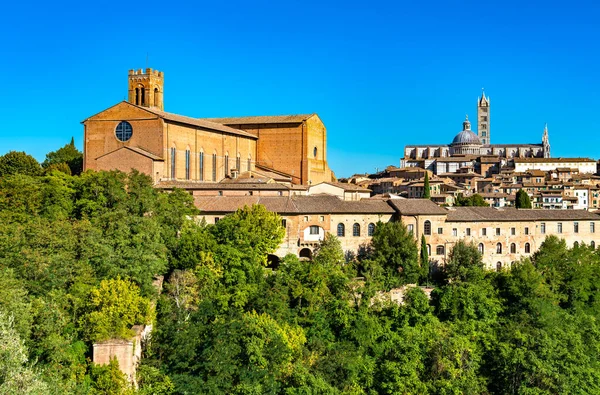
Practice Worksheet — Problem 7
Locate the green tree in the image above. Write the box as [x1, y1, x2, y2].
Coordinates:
[0, 151, 42, 177]
[80, 278, 154, 343]
[454, 193, 488, 207]
[0, 310, 49, 394]
[420, 234, 429, 268]
[211, 204, 285, 262]
[42, 138, 83, 175]
[313, 233, 345, 267]
[515, 189, 532, 208]
[423, 172, 431, 199]
[89, 358, 133, 395]
[443, 240, 485, 283]
[368, 221, 423, 287]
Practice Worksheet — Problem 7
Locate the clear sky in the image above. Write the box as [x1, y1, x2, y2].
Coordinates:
[1, 0, 599, 177]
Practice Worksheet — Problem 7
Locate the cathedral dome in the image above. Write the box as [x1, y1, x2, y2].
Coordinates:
[452, 130, 482, 145]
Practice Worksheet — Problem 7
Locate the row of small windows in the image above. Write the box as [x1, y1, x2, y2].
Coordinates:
[133, 86, 160, 107]
[337, 223, 375, 237]
[170, 149, 252, 180]
[423, 221, 596, 236]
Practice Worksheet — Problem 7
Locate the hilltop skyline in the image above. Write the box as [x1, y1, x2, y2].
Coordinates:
[1, 0, 599, 177]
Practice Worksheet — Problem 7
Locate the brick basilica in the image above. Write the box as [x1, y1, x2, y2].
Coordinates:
[83, 68, 335, 186]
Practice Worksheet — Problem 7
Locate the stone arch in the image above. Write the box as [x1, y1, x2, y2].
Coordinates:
[299, 248, 312, 260]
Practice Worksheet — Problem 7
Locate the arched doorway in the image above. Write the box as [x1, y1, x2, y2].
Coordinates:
[299, 248, 312, 260]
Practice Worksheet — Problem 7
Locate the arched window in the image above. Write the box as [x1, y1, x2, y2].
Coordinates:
[436, 245, 445, 255]
[496, 243, 502, 254]
[592, 241, 596, 249]
[353, 223, 360, 237]
[236, 154, 241, 171]
[154, 88, 159, 107]
[199, 151, 204, 181]
[337, 223, 345, 237]
[427, 244, 431, 256]
[368, 223, 375, 236]
[510, 243, 516, 254]
[224, 153, 229, 176]
[496, 262, 502, 272]
[135, 88, 139, 105]
[185, 149, 191, 180]
[574, 241, 579, 248]
[478, 243, 484, 254]
[525, 243, 531, 253]
[212, 153, 217, 181]
[170, 147, 176, 179]
[141, 87, 146, 106]
[424, 220, 431, 235]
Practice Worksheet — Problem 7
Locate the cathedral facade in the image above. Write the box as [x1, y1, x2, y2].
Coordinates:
[401, 92, 551, 171]
[83, 68, 334, 185]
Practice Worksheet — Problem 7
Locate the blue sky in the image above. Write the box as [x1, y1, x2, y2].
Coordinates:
[1, 0, 599, 177]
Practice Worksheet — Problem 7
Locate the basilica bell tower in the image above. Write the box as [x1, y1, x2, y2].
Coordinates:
[127, 68, 164, 110]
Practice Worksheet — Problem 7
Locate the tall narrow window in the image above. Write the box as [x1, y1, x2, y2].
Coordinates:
[424, 220, 431, 235]
[541, 223, 546, 234]
[236, 155, 241, 171]
[574, 222, 579, 233]
[496, 243, 502, 254]
[496, 262, 502, 272]
[141, 87, 145, 106]
[592, 241, 596, 249]
[353, 223, 360, 237]
[248, 156, 252, 171]
[199, 152, 204, 181]
[591, 222, 596, 233]
[525, 243, 531, 253]
[135, 88, 139, 105]
[558, 223, 563, 233]
[337, 223, 345, 237]
[368, 223, 375, 236]
[510, 243, 516, 253]
[170, 147, 176, 179]
[185, 150, 191, 180]
[154, 88, 159, 107]
[224, 154, 229, 177]
[478, 243, 484, 254]
[212, 154, 217, 181]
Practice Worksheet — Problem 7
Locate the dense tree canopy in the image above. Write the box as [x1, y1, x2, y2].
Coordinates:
[454, 193, 488, 207]
[42, 138, 83, 175]
[0, 151, 42, 177]
[3, 149, 600, 393]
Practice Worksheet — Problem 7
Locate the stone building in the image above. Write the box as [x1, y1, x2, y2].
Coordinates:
[194, 195, 600, 270]
[83, 68, 334, 185]
[194, 194, 396, 259]
[401, 93, 551, 173]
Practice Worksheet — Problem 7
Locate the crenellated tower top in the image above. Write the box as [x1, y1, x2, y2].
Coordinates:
[127, 68, 164, 110]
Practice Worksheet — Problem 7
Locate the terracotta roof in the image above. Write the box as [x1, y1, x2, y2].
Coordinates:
[194, 195, 395, 214]
[141, 106, 258, 139]
[201, 114, 315, 125]
[387, 199, 448, 215]
[157, 181, 291, 191]
[446, 207, 599, 222]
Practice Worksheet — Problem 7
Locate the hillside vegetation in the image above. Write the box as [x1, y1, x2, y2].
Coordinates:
[2, 147, 600, 394]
